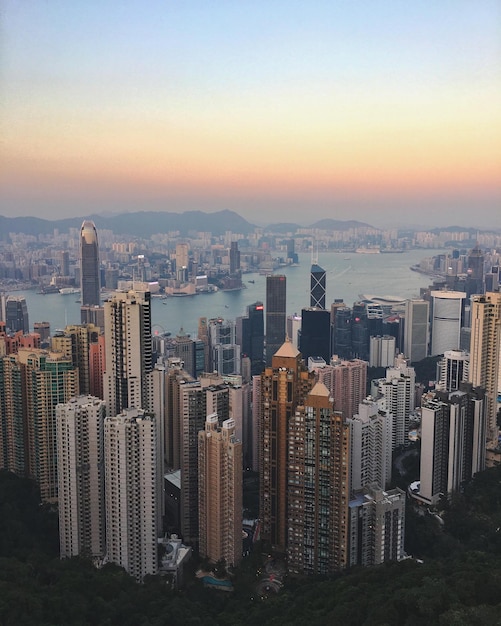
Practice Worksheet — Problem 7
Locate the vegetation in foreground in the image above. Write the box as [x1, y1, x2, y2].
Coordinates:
[1, 467, 501, 625]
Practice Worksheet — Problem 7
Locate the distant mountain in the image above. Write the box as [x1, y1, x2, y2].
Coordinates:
[309, 219, 373, 230]
[0, 210, 256, 240]
[0, 212, 376, 240]
[263, 222, 301, 233]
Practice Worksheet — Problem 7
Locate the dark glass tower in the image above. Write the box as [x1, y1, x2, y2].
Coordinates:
[351, 302, 369, 361]
[310, 264, 326, 309]
[229, 241, 241, 275]
[5, 296, 29, 333]
[266, 275, 286, 365]
[299, 308, 331, 362]
[334, 307, 352, 359]
[80, 221, 100, 307]
[237, 301, 265, 375]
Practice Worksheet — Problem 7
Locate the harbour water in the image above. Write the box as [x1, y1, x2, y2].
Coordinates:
[9, 249, 441, 337]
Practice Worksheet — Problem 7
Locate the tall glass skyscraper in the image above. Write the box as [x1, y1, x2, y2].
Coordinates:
[265, 275, 286, 365]
[80, 220, 100, 307]
[310, 263, 326, 309]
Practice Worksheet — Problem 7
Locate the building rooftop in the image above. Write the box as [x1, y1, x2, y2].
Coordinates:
[273, 338, 300, 359]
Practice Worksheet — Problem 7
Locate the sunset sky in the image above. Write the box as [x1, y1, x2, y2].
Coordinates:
[1, 1, 500, 228]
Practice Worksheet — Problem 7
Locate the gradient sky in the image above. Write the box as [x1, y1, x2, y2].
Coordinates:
[1, 1, 500, 228]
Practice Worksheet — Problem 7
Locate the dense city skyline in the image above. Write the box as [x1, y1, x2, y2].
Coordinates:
[1, 1, 500, 228]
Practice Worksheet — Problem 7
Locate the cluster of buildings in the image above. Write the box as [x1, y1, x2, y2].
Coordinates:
[0, 219, 500, 583]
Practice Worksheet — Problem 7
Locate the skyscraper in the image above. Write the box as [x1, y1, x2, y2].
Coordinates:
[419, 384, 486, 504]
[236, 302, 265, 376]
[103, 289, 152, 417]
[5, 296, 29, 333]
[315, 356, 367, 421]
[229, 241, 241, 275]
[287, 383, 349, 575]
[259, 340, 315, 553]
[430, 290, 465, 356]
[469, 292, 501, 443]
[310, 263, 326, 309]
[347, 400, 392, 493]
[80, 221, 100, 308]
[437, 350, 469, 392]
[351, 302, 369, 361]
[180, 381, 230, 546]
[198, 415, 242, 567]
[404, 299, 429, 362]
[16, 348, 78, 502]
[56, 396, 106, 559]
[348, 485, 406, 567]
[333, 307, 352, 359]
[265, 275, 286, 366]
[299, 307, 331, 363]
[104, 408, 158, 581]
[376, 355, 416, 449]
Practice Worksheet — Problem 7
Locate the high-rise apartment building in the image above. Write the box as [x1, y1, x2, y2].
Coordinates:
[265, 275, 286, 366]
[13, 348, 79, 502]
[315, 356, 367, 421]
[437, 350, 469, 392]
[80, 221, 100, 308]
[348, 484, 406, 567]
[51, 324, 101, 395]
[469, 292, 501, 443]
[104, 408, 158, 581]
[198, 415, 242, 567]
[103, 289, 152, 417]
[0, 354, 25, 474]
[310, 263, 326, 309]
[259, 340, 315, 553]
[180, 382, 230, 546]
[419, 384, 486, 505]
[287, 383, 349, 575]
[56, 396, 106, 559]
[347, 400, 392, 493]
[430, 291, 465, 356]
[404, 299, 429, 362]
[376, 356, 415, 449]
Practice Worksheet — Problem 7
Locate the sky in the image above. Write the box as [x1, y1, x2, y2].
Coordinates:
[1, 1, 500, 229]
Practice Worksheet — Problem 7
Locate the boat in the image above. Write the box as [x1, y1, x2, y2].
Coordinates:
[355, 247, 380, 254]
[59, 287, 80, 295]
[248, 280, 255, 284]
[37, 285, 59, 295]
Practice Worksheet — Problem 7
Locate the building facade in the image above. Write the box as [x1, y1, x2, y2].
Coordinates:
[265, 275, 286, 366]
[198, 415, 242, 567]
[56, 396, 106, 559]
[258, 340, 315, 553]
[287, 383, 350, 575]
[103, 289, 152, 417]
[80, 220, 101, 309]
[104, 409, 158, 581]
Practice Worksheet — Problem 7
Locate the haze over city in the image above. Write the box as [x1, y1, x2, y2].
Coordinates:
[1, 1, 500, 228]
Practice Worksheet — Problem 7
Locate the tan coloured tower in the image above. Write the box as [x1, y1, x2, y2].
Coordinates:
[258, 339, 315, 553]
[198, 414, 242, 567]
[287, 382, 350, 575]
[469, 292, 501, 444]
